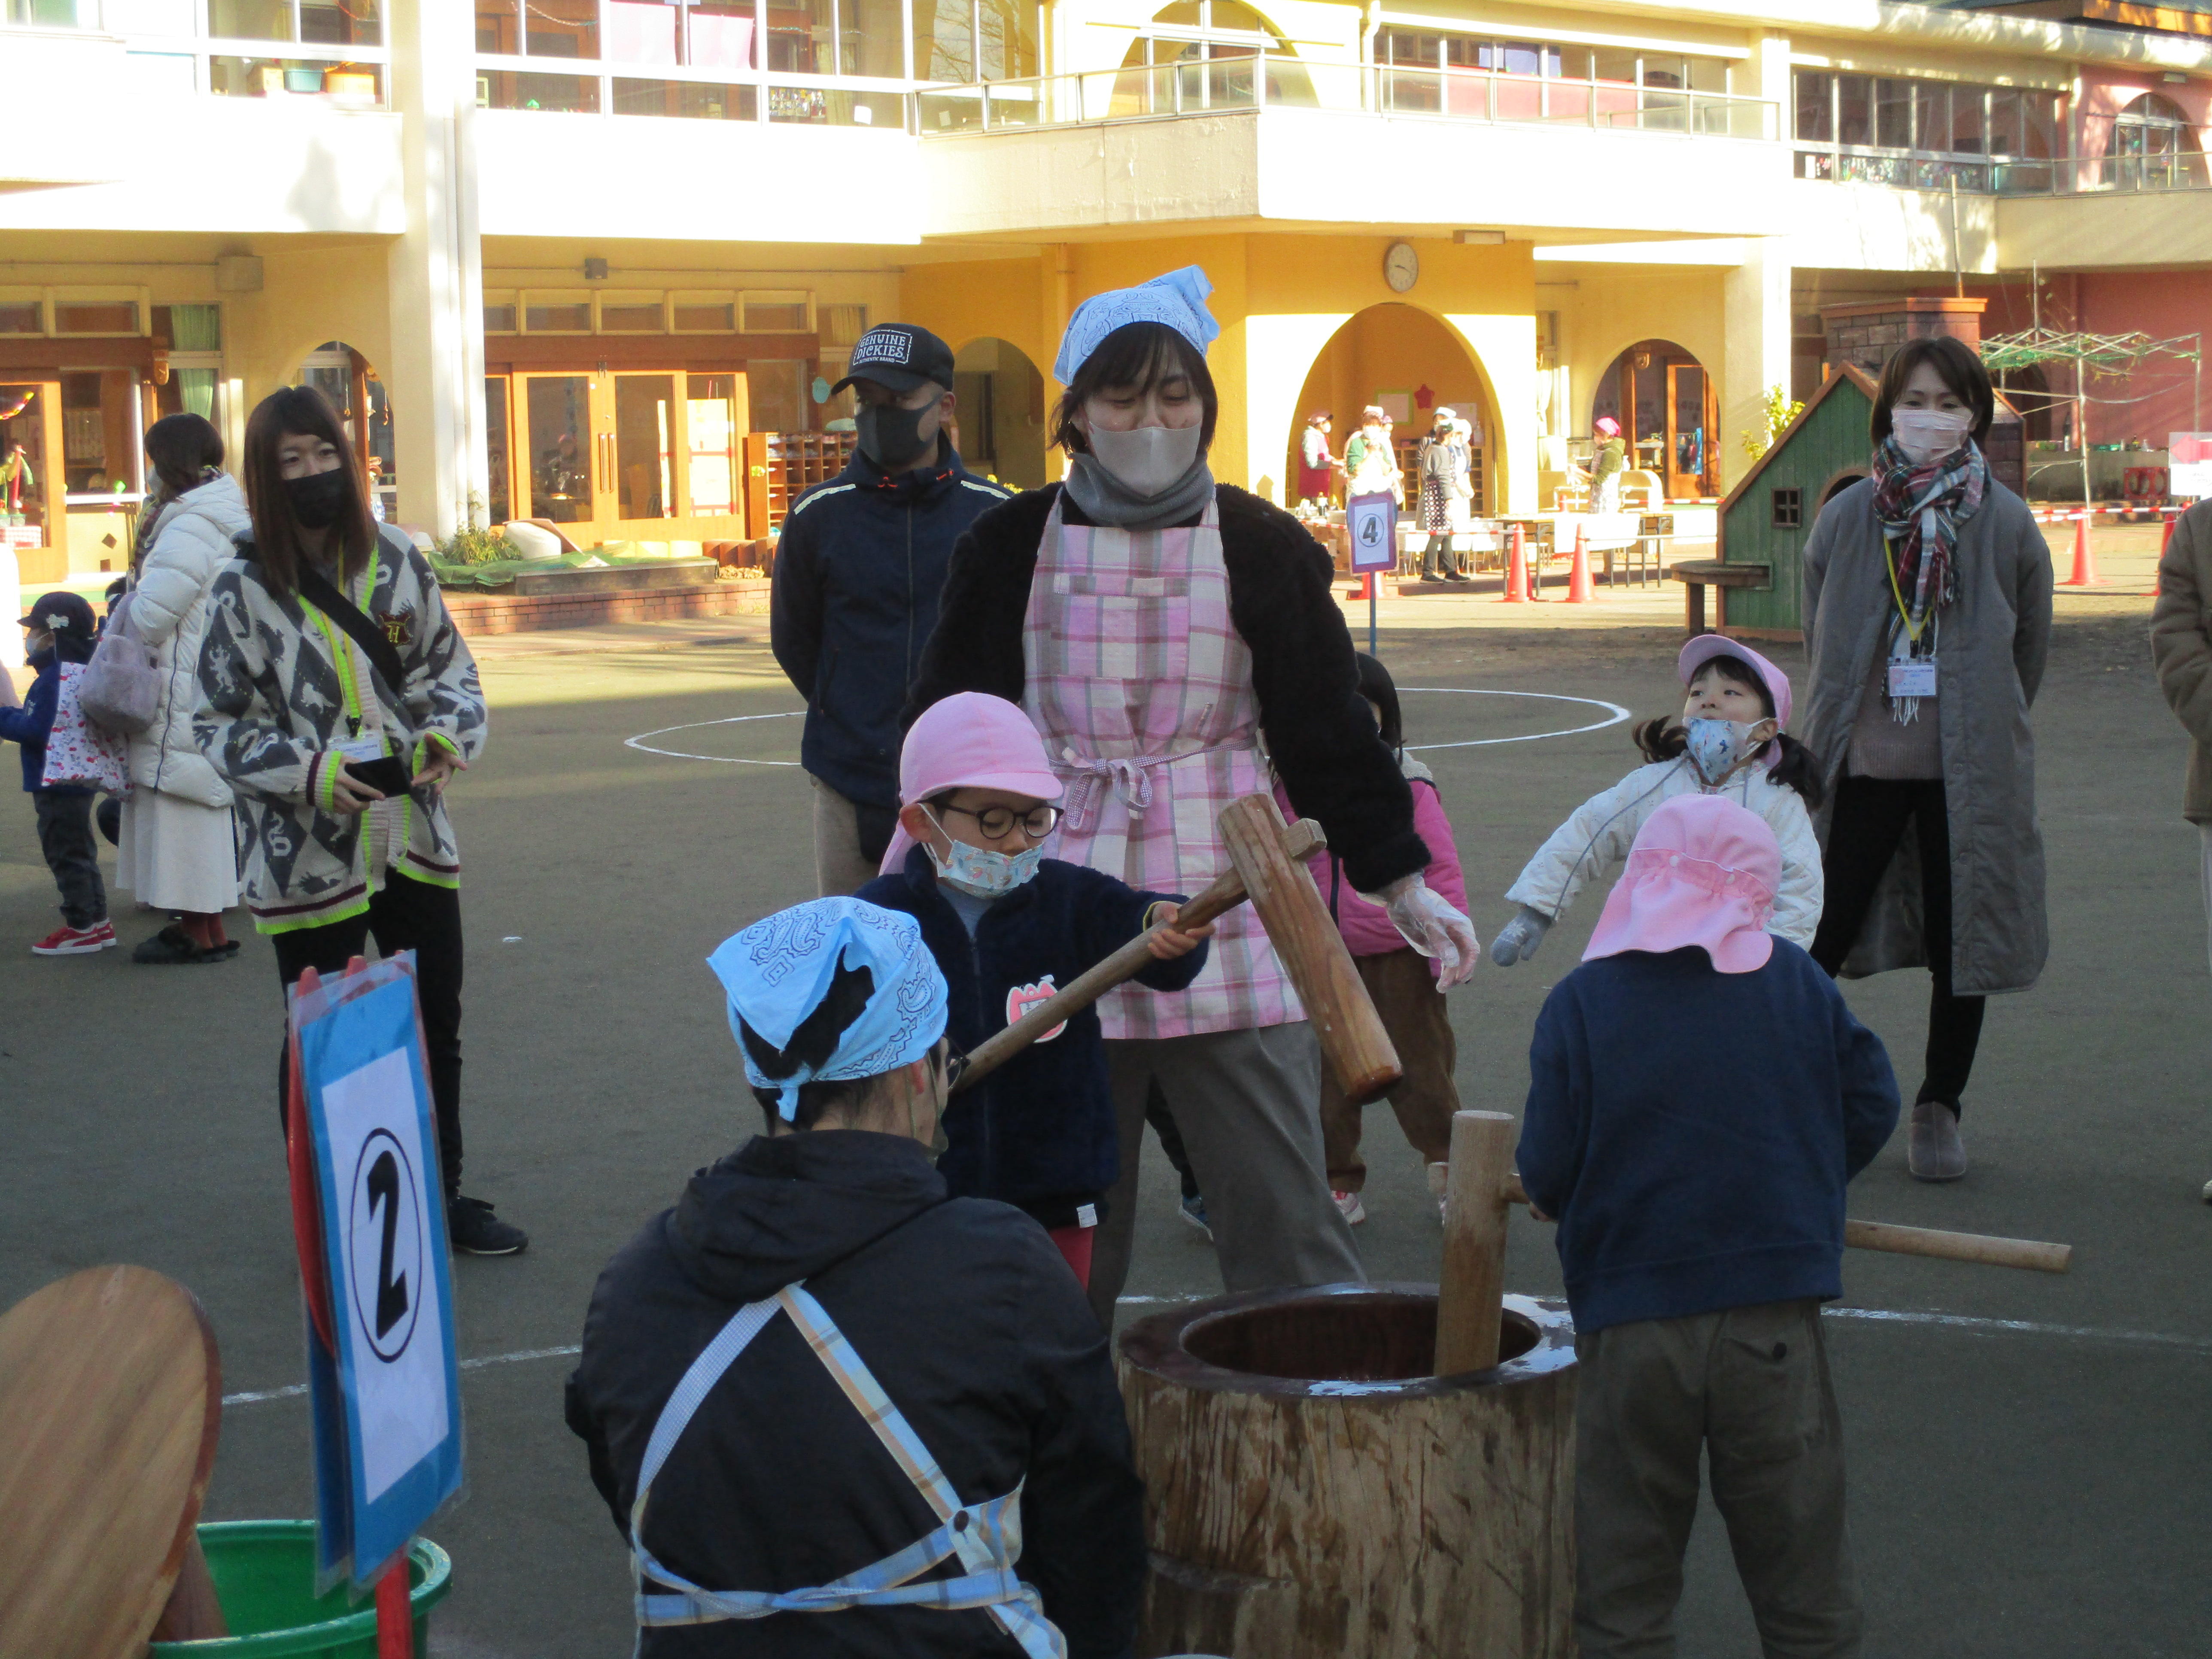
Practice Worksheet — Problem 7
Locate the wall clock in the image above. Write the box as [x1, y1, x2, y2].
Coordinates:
[1383, 241, 1419, 294]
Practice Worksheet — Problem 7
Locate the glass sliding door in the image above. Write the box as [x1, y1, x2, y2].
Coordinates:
[612, 374, 678, 521]
[522, 373, 596, 523]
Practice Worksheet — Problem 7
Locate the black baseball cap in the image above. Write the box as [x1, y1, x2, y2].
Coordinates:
[831, 325, 956, 398]
[18, 591, 96, 641]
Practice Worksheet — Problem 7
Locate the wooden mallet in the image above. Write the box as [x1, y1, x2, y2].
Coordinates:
[1435, 1109, 2075, 1375]
[955, 791, 1404, 1104]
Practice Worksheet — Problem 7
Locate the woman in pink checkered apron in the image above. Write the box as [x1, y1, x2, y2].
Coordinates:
[908, 268, 1481, 1322]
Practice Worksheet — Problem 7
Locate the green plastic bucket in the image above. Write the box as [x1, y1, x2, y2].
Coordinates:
[149, 1522, 451, 1658]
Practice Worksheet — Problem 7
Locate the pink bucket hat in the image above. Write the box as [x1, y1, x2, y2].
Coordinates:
[1679, 635, 1792, 731]
[1583, 795, 1781, 974]
[878, 693, 1063, 875]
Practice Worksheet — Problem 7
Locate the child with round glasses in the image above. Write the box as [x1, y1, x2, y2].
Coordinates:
[859, 693, 1212, 1290]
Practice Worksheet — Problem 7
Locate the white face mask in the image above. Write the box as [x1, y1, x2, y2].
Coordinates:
[923, 808, 1045, 899]
[1685, 717, 1776, 786]
[1086, 421, 1203, 499]
[1890, 408, 1972, 468]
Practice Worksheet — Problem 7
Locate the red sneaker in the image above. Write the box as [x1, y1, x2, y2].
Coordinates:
[32, 921, 116, 956]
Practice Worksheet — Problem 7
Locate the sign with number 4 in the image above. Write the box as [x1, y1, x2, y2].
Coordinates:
[288, 954, 462, 1591]
[1347, 491, 1398, 574]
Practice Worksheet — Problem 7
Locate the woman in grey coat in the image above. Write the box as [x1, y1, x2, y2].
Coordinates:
[1800, 336, 2051, 1182]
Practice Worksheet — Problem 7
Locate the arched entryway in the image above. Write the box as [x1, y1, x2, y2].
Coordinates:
[1592, 338, 1716, 501]
[1284, 304, 1499, 515]
[953, 337, 1048, 489]
[300, 342, 395, 523]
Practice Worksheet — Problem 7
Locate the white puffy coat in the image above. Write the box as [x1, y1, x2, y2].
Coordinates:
[1504, 755, 1825, 948]
[127, 474, 248, 808]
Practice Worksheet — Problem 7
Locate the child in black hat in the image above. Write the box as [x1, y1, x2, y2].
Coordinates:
[1, 592, 114, 954]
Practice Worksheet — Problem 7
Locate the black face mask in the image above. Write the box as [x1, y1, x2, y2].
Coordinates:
[285, 468, 351, 530]
[854, 400, 933, 472]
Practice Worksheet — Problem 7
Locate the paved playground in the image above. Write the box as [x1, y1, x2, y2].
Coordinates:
[3, 588, 2208, 1656]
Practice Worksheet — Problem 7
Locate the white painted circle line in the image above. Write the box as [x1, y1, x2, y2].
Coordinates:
[625, 710, 804, 766]
[1397, 687, 1632, 751]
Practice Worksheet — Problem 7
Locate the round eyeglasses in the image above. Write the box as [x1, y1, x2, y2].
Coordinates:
[934, 801, 1061, 840]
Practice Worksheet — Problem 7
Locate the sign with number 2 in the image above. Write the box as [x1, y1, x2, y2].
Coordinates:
[290, 955, 462, 1590]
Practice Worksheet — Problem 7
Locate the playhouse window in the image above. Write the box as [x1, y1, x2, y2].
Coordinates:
[1771, 487, 1801, 529]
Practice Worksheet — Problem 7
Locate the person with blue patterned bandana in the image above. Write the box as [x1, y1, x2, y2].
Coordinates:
[566, 897, 1146, 1659]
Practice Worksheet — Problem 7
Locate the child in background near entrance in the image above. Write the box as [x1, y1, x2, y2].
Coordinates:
[1518, 795, 1898, 1659]
[859, 693, 1214, 1290]
[1490, 637, 1826, 968]
[1, 593, 115, 955]
[1283, 653, 1468, 1224]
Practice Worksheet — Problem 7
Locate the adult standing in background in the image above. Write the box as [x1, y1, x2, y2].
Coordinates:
[117, 412, 245, 964]
[908, 267, 1479, 1327]
[2148, 495, 2212, 1200]
[1589, 416, 1626, 513]
[1417, 406, 1469, 582]
[1296, 410, 1340, 507]
[1799, 335, 2050, 1184]
[197, 385, 521, 1255]
[771, 325, 1012, 895]
[1343, 406, 1401, 503]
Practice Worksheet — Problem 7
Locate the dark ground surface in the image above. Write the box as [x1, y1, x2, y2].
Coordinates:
[3, 608, 2207, 1657]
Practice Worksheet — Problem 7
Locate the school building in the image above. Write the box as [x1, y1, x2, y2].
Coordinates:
[6, 0, 2212, 582]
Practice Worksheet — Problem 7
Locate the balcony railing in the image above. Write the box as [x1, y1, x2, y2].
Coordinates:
[1796, 145, 2212, 196]
[918, 51, 1778, 141]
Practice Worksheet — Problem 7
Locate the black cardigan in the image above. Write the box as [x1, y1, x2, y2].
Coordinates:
[905, 482, 1429, 894]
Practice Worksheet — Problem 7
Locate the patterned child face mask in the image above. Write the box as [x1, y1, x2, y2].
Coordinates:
[923, 809, 1045, 898]
[1685, 717, 1775, 786]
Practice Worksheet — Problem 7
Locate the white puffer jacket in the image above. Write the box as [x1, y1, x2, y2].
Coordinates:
[1504, 755, 1825, 948]
[127, 474, 249, 807]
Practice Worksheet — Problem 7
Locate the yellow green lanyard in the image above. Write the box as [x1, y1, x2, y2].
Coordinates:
[1882, 533, 1933, 647]
[304, 542, 382, 744]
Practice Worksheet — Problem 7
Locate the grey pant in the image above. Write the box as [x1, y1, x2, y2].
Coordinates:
[809, 775, 882, 897]
[1575, 1299, 1862, 1659]
[1088, 1021, 1365, 1328]
[34, 792, 106, 928]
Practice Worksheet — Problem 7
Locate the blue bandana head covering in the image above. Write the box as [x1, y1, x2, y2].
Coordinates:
[706, 899, 949, 1121]
[1054, 265, 1220, 386]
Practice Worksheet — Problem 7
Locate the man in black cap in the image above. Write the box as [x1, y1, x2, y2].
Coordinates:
[2, 591, 113, 954]
[772, 325, 1012, 894]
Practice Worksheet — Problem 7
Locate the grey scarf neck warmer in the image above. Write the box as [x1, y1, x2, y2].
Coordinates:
[1061, 451, 1215, 533]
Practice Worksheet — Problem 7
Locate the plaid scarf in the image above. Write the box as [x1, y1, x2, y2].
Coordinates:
[1870, 435, 1986, 639]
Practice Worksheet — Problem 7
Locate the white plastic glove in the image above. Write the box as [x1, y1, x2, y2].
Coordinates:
[1489, 905, 1553, 968]
[1371, 875, 1481, 988]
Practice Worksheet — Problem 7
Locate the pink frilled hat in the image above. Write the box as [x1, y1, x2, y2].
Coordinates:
[878, 693, 1063, 875]
[1583, 795, 1781, 974]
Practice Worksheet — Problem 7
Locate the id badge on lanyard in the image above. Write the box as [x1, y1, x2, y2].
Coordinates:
[1887, 659, 1937, 699]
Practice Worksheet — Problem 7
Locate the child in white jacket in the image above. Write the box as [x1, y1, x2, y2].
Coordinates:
[1492, 638, 1825, 965]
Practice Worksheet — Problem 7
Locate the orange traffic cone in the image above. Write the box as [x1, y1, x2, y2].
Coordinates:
[2060, 511, 2102, 587]
[1502, 525, 1529, 602]
[2161, 510, 2178, 560]
[1566, 522, 1595, 603]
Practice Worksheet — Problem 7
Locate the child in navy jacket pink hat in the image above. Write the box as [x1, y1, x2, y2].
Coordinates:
[858, 693, 1212, 1290]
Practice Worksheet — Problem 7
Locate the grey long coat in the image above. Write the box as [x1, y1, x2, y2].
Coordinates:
[1799, 475, 2053, 996]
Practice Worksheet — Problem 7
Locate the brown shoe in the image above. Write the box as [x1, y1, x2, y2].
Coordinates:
[1908, 1100, 1966, 1182]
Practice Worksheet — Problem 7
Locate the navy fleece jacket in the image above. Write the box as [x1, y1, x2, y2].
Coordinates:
[856, 846, 1206, 1229]
[0, 642, 93, 795]
[1517, 942, 1899, 1335]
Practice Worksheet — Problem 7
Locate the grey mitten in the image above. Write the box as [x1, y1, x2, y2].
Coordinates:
[1489, 905, 1553, 967]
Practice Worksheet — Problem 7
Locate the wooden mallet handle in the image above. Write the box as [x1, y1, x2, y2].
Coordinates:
[1501, 1176, 2073, 1274]
[1435, 1112, 1518, 1374]
[952, 820, 1324, 1092]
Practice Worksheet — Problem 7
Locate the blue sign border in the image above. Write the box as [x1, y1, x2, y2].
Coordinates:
[300, 972, 463, 1586]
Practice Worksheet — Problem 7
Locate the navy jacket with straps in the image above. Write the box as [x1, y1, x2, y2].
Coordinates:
[565, 1130, 1147, 1659]
[771, 441, 1012, 811]
[856, 847, 1206, 1229]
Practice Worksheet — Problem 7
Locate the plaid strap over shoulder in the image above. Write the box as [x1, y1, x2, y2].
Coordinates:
[629, 1285, 1063, 1658]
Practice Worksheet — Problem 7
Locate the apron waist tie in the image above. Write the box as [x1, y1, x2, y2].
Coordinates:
[1057, 742, 1241, 833]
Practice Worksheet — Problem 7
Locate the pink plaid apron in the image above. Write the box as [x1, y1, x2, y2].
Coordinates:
[1021, 493, 1301, 1040]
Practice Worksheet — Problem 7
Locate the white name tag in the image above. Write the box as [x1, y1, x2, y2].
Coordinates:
[1887, 660, 1938, 699]
[1076, 1203, 1098, 1229]
[335, 734, 386, 763]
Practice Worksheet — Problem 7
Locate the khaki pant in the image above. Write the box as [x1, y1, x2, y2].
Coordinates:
[810, 775, 884, 896]
[1575, 1299, 1863, 1659]
[1319, 948, 1459, 1192]
[1087, 1021, 1365, 1329]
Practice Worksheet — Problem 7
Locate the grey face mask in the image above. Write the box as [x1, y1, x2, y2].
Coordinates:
[1086, 421, 1203, 498]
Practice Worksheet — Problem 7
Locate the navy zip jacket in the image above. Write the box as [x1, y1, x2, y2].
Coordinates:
[771, 440, 1012, 811]
[1517, 942, 1899, 1336]
[0, 640, 94, 795]
[855, 847, 1206, 1229]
